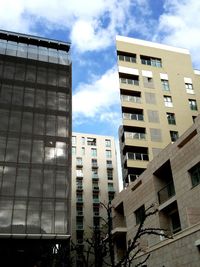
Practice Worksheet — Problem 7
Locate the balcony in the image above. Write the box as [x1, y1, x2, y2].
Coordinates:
[76, 211, 84, 217]
[123, 113, 144, 121]
[120, 78, 139, 86]
[76, 173, 83, 179]
[92, 174, 99, 180]
[140, 57, 162, 68]
[107, 163, 113, 169]
[93, 186, 100, 192]
[92, 163, 98, 168]
[76, 198, 83, 204]
[121, 95, 141, 104]
[76, 224, 84, 231]
[118, 54, 136, 63]
[93, 199, 100, 205]
[76, 161, 83, 167]
[93, 212, 100, 217]
[125, 131, 146, 140]
[108, 187, 115, 193]
[76, 185, 83, 191]
[126, 152, 149, 161]
[158, 181, 175, 205]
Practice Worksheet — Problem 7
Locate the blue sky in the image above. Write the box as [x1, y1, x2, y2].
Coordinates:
[1, 0, 200, 139]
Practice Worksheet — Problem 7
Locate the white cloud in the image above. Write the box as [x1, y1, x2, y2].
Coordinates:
[72, 66, 120, 119]
[155, 0, 200, 68]
[0, 0, 149, 53]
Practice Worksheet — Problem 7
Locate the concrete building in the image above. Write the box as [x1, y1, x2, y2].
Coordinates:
[116, 35, 200, 187]
[112, 115, 200, 266]
[0, 30, 72, 266]
[71, 133, 119, 248]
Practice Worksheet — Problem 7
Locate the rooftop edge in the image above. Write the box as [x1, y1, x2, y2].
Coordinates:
[116, 35, 190, 55]
[0, 29, 71, 52]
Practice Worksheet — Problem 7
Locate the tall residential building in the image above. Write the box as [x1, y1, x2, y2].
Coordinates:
[116, 35, 200, 187]
[112, 115, 200, 266]
[0, 30, 72, 266]
[71, 133, 119, 251]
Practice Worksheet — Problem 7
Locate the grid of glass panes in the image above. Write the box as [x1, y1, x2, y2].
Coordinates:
[0, 42, 71, 235]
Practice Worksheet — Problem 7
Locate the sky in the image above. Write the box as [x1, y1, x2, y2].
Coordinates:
[1, 0, 200, 175]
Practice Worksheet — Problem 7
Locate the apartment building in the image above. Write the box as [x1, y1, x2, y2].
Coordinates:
[71, 133, 119, 249]
[112, 115, 200, 266]
[116, 35, 200, 187]
[0, 30, 72, 266]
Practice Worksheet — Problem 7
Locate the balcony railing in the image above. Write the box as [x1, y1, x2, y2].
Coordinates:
[120, 78, 139, 86]
[158, 181, 175, 204]
[93, 199, 100, 204]
[93, 186, 100, 191]
[76, 198, 83, 203]
[76, 224, 84, 230]
[77, 173, 83, 178]
[126, 152, 149, 161]
[121, 95, 141, 103]
[108, 187, 115, 192]
[118, 55, 136, 63]
[125, 131, 146, 140]
[77, 211, 83, 216]
[141, 58, 162, 67]
[94, 212, 100, 217]
[77, 185, 83, 191]
[92, 174, 99, 180]
[92, 163, 98, 168]
[123, 113, 144, 121]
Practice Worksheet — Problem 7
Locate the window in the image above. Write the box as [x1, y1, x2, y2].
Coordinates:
[81, 147, 85, 155]
[143, 76, 154, 88]
[107, 169, 113, 180]
[106, 150, 112, 158]
[87, 137, 96, 146]
[167, 113, 176, 125]
[106, 160, 112, 168]
[189, 162, 200, 187]
[72, 146, 76, 155]
[108, 183, 114, 192]
[140, 55, 162, 67]
[189, 99, 197, 110]
[164, 96, 173, 107]
[92, 158, 98, 167]
[192, 116, 197, 123]
[105, 139, 111, 147]
[170, 210, 181, 234]
[76, 157, 83, 165]
[91, 148, 97, 157]
[161, 79, 170, 91]
[72, 136, 76, 145]
[76, 169, 83, 178]
[117, 52, 136, 63]
[77, 207, 83, 219]
[185, 83, 193, 93]
[170, 131, 179, 142]
[81, 137, 85, 145]
[119, 74, 139, 86]
[108, 193, 115, 202]
[135, 205, 145, 225]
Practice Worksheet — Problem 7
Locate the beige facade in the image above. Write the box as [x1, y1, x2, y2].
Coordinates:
[71, 132, 119, 245]
[112, 115, 200, 266]
[116, 35, 200, 187]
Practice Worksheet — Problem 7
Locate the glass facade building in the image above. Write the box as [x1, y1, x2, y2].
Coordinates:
[0, 29, 71, 252]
